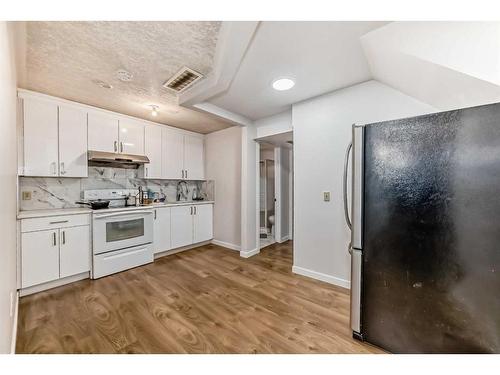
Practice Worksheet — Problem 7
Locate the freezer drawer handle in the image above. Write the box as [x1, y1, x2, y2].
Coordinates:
[343, 141, 352, 230]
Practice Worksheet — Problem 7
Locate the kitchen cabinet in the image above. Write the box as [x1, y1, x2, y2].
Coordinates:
[119, 120, 145, 155]
[170, 204, 213, 249]
[23, 97, 88, 177]
[143, 125, 162, 179]
[58, 105, 88, 177]
[21, 229, 60, 288]
[162, 128, 185, 179]
[88, 112, 119, 153]
[153, 207, 171, 253]
[184, 135, 205, 180]
[23, 98, 59, 176]
[193, 204, 213, 243]
[162, 129, 205, 180]
[171, 205, 193, 248]
[59, 225, 91, 278]
[88, 112, 144, 155]
[20, 214, 91, 289]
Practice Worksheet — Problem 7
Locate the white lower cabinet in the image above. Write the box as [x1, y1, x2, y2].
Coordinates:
[153, 207, 172, 254]
[171, 205, 194, 249]
[21, 229, 60, 288]
[170, 204, 213, 249]
[193, 204, 213, 243]
[20, 214, 91, 289]
[59, 225, 90, 278]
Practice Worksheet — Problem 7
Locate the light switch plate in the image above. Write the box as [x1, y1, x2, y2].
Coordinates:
[323, 191, 331, 202]
[22, 191, 32, 200]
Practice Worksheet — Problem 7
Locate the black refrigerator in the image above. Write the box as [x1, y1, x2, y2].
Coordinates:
[344, 102, 500, 353]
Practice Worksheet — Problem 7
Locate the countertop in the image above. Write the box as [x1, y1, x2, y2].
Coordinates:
[17, 200, 215, 219]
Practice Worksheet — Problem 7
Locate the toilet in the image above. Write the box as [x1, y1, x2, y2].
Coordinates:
[268, 215, 275, 237]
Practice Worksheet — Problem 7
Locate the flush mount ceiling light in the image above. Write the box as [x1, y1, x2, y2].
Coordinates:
[272, 78, 295, 91]
[150, 105, 159, 117]
[92, 79, 113, 89]
[116, 69, 133, 82]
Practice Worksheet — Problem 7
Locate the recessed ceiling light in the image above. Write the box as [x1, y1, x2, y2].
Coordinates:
[116, 69, 133, 82]
[150, 105, 159, 117]
[92, 79, 113, 89]
[272, 78, 295, 91]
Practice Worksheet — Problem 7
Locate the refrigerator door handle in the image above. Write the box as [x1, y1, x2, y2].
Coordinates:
[343, 141, 353, 231]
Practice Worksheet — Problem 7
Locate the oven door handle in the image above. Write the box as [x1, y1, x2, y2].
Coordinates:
[93, 210, 154, 219]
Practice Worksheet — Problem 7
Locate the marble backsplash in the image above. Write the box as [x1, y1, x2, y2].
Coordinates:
[19, 167, 215, 211]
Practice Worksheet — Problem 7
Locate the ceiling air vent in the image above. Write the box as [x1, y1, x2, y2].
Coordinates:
[163, 66, 204, 93]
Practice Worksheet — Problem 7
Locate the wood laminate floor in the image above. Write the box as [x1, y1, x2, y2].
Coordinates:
[16, 241, 383, 353]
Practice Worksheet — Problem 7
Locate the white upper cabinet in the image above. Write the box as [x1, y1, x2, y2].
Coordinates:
[184, 135, 205, 180]
[58, 105, 88, 177]
[162, 128, 185, 179]
[119, 120, 145, 155]
[143, 125, 162, 179]
[88, 112, 119, 153]
[23, 98, 59, 177]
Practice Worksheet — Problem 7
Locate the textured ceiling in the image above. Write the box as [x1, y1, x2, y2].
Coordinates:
[21, 21, 233, 134]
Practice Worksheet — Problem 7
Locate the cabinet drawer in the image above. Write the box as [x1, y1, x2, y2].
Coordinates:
[93, 243, 153, 279]
[21, 214, 90, 233]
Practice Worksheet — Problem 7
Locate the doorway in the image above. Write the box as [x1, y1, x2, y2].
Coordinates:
[256, 131, 293, 251]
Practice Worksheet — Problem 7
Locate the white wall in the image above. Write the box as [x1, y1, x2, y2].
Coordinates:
[240, 125, 259, 256]
[205, 126, 242, 250]
[0, 21, 19, 353]
[277, 146, 291, 242]
[254, 110, 292, 138]
[292, 80, 436, 288]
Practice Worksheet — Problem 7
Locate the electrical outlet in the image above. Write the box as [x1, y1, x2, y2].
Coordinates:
[22, 191, 32, 200]
[323, 191, 331, 202]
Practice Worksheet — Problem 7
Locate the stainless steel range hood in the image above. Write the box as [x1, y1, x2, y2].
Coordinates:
[88, 150, 150, 169]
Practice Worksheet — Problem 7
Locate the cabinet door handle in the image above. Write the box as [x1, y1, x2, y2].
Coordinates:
[51, 162, 57, 175]
[52, 232, 57, 246]
[120, 142, 123, 153]
[185, 170, 188, 179]
[60, 162, 65, 175]
[50, 220, 68, 224]
[154, 209, 157, 220]
[114, 141, 118, 152]
[145, 167, 148, 177]
[190, 206, 193, 215]
[194, 206, 197, 215]
[62, 230, 66, 245]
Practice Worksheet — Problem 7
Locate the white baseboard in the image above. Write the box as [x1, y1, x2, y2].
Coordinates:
[154, 240, 212, 259]
[292, 265, 350, 289]
[10, 291, 19, 354]
[211, 239, 240, 251]
[20, 272, 90, 297]
[278, 235, 289, 243]
[240, 247, 260, 258]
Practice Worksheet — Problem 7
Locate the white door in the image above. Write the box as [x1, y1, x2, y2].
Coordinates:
[119, 120, 145, 155]
[88, 112, 119, 153]
[184, 135, 205, 180]
[23, 98, 59, 176]
[59, 226, 90, 278]
[153, 207, 171, 254]
[144, 125, 162, 179]
[58, 105, 88, 177]
[162, 128, 184, 179]
[21, 229, 60, 288]
[193, 204, 213, 243]
[171, 205, 193, 248]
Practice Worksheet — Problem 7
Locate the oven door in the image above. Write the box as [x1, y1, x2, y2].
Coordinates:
[92, 210, 154, 255]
